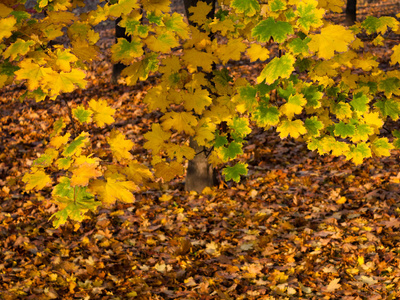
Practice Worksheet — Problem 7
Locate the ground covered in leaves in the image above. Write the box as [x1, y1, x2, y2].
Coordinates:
[2, 1, 400, 299]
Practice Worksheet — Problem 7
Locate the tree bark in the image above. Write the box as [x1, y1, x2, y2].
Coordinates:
[112, 17, 131, 84]
[183, 0, 217, 193]
[345, 0, 357, 26]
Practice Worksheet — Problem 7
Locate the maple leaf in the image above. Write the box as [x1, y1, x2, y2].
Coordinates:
[50, 133, 71, 149]
[362, 16, 399, 35]
[144, 123, 171, 153]
[107, 130, 134, 161]
[252, 17, 293, 43]
[141, 0, 171, 13]
[345, 143, 372, 165]
[161, 111, 198, 135]
[70, 163, 102, 187]
[154, 161, 184, 182]
[182, 48, 216, 73]
[91, 178, 137, 205]
[375, 99, 400, 120]
[323, 278, 341, 292]
[0, 16, 16, 40]
[23, 170, 52, 191]
[350, 93, 369, 113]
[166, 143, 196, 162]
[183, 89, 212, 114]
[88, 99, 115, 127]
[111, 38, 143, 65]
[391, 44, 400, 65]
[215, 38, 247, 65]
[246, 44, 269, 62]
[146, 32, 179, 53]
[123, 161, 154, 184]
[372, 138, 393, 157]
[277, 119, 307, 139]
[317, 0, 344, 13]
[252, 102, 280, 127]
[229, 117, 251, 139]
[231, 0, 260, 16]
[334, 121, 355, 138]
[72, 106, 92, 123]
[45, 68, 87, 96]
[309, 24, 354, 59]
[280, 94, 307, 119]
[32, 148, 58, 168]
[15, 59, 52, 91]
[195, 118, 216, 146]
[188, 1, 212, 25]
[3, 38, 35, 61]
[296, 0, 324, 32]
[164, 12, 189, 39]
[54, 48, 78, 72]
[304, 117, 323, 137]
[257, 54, 295, 84]
[220, 142, 243, 160]
[222, 163, 248, 182]
[108, 0, 140, 18]
[62, 132, 89, 157]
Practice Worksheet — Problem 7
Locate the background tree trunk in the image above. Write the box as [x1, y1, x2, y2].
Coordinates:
[112, 17, 131, 84]
[183, 0, 217, 193]
[345, 0, 357, 25]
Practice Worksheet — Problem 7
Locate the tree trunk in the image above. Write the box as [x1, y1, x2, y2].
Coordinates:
[345, 0, 357, 26]
[112, 17, 131, 84]
[183, 0, 217, 193]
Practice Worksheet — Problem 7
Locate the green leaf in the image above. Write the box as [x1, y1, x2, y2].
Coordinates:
[229, 117, 251, 139]
[288, 37, 310, 55]
[350, 93, 369, 113]
[111, 38, 143, 65]
[351, 124, 373, 142]
[302, 84, 323, 108]
[252, 102, 280, 127]
[334, 121, 355, 138]
[377, 77, 400, 97]
[296, 0, 324, 31]
[372, 138, 393, 157]
[304, 117, 323, 137]
[252, 17, 293, 43]
[222, 163, 248, 182]
[269, 0, 286, 12]
[62, 132, 89, 157]
[362, 16, 399, 34]
[221, 142, 243, 160]
[215, 134, 228, 148]
[231, 0, 260, 16]
[51, 177, 100, 228]
[346, 143, 372, 165]
[237, 85, 257, 110]
[3, 38, 35, 61]
[73, 106, 92, 123]
[375, 99, 400, 120]
[333, 102, 352, 120]
[257, 54, 295, 84]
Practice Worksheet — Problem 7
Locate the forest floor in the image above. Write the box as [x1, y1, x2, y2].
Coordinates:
[2, 2, 400, 300]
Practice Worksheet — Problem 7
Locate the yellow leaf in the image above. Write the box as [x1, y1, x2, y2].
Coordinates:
[336, 196, 346, 204]
[15, 59, 52, 90]
[22, 170, 52, 191]
[154, 161, 184, 182]
[123, 161, 154, 184]
[188, 1, 213, 25]
[44, 68, 87, 96]
[0, 4, 13, 18]
[144, 123, 171, 153]
[277, 119, 307, 139]
[89, 99, 115, 127]
[214, 38, 247, 64]
[246, 43, 269, 62]
[107, 130, 134, 161]
[108, 0, 140, 17]
[183, 89, 212, 114]
[71, 163, 102, 186]
[91, 178, 137, 204]
[145, 33, 179, 53]
[161, 111, 198, 135]
[50, 133, 71, 149]
[391, 44, 400, 65]
[141, 0, 171, 14]
[182, 48, 216, 73]
[0, 16, 16, 40]
[166, 143, 195, 162]
[309, 24, 354, 59]
[54, 48, 78, 72]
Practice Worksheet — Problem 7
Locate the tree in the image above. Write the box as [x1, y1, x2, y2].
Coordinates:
[345, 0, 357, 25]
[3, 0, 400, 227]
